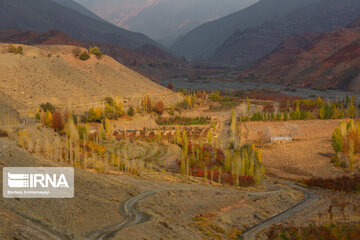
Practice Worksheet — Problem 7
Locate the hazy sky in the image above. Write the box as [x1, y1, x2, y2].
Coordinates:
[74, 0, 259, 45]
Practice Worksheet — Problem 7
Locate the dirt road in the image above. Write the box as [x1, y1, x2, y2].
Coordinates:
[86, 190, 160, 240]
[239, 183, 320, 240]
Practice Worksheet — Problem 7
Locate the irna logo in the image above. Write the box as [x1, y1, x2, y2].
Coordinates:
[3, 167, 74, 198]
[8, 172, 69, 188]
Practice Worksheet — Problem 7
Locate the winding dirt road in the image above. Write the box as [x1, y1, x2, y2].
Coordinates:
[239, 183, 320, 240]
[86, 190, 160, 240]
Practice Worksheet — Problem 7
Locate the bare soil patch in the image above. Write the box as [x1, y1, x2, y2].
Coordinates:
[242, 120, 345, 179]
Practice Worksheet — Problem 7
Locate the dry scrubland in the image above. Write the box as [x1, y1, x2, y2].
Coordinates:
[0, 44, 182, 108]
[242, 120, 345, 180]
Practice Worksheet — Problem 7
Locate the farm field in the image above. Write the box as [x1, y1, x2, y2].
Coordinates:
[242, 120, 345, 180]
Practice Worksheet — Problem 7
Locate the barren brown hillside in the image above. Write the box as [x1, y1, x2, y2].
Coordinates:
[0, 43, 182, 109]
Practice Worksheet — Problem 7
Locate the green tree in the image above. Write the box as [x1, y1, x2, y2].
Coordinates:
[104, 104, 115, 119]
[230, 109, 237, 146]
[332, 128, 343, 154]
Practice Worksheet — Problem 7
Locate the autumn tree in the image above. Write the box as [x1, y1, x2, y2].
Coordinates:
[153, 101, 165, 115]
[51, 111, 64, 132]
[104, 104, 115, 119]
[45, 110, 53, 127]
[230, 109, 237, 148]
[167, 83, 174, 90]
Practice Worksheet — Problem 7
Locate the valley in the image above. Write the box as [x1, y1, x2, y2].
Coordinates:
[0, 0, 360, 239]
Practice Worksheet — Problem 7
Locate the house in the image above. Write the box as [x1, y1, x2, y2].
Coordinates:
[271, 136, 292, 144]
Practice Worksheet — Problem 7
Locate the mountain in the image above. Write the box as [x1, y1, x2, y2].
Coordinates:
[73, 0, 258, 46]
[0, 43, 181, 108]
[51, 0, 105, 22]
[244, 18, 360, 91]
[172, 0, 360, 67]
[0, 0, 159, 50]
[211, 0, 360, 67]
[0, 29, 190, 82]
[171, 0, 319, 61]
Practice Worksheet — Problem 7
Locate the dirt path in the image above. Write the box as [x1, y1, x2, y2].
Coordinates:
[86, 190, 160, 240]
[239, 182, 320, 240]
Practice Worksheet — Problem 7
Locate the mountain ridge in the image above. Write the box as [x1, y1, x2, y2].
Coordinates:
[0, 0, 160, 50]
[244, 17, 360, 91]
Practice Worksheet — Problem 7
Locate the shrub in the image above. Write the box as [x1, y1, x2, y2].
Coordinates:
[153, 101, 165, 115]
[87, 108, 103, 122]
[127, 106, 135, 117]
[94, 160, 105, 173]
[89, 46, 103, 59]
[8, 45, 23, 55]
[79, 51, 90, 61]
[105, 97, 115, 107]
[167, 82, 174, 90]
[72, 47, 81, 57]
[304, 175, 360, 193]
[0, 129, 8, 137]
[84, 158, 94, 169]
[40, 102, 55, 113]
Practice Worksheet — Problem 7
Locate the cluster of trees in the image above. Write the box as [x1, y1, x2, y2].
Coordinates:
[172, 110, 264, 186]
[242, 96, 358, 122]
[331, 120, 360, 170]
[72, 46, 103, 61]
[247, 108, 311, 122]
[319, 96, 357, 119]
[35, 103, 65, 132]
[85, 97, 125, 123]
[141, 95, 165, 114]
[8, 44, 23, 55]
[26, 107, 140, 174]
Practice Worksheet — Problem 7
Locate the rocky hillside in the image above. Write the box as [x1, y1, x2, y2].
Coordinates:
[212, 0, 360, 67]
[0, 0, 159, 50]
[0, 101, 21, 127]
[0, 43, 182, 108]
[244, 18, 360, 91]
[0, 29, 191, 82]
